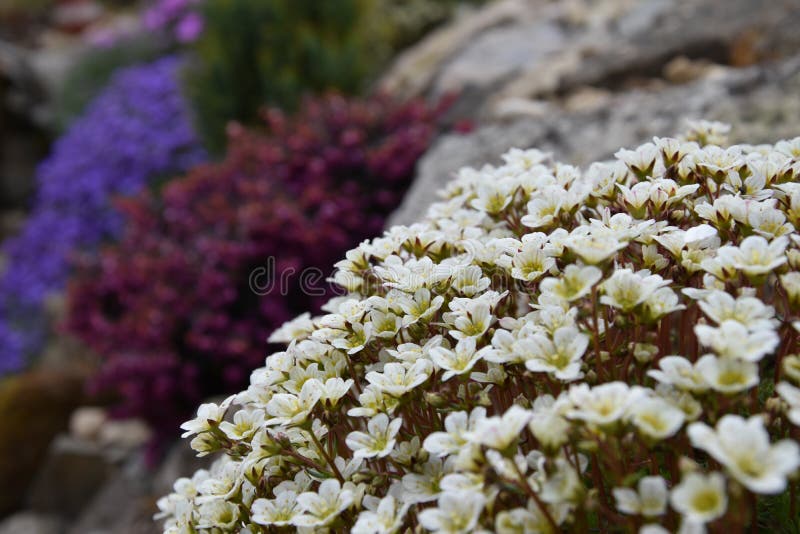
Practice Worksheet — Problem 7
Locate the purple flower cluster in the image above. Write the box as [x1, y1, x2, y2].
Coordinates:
[143, 0, 204, 43]
[0, 55, 205, 372]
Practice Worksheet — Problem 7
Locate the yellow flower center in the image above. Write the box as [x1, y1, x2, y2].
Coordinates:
[691, 489, 720, 513]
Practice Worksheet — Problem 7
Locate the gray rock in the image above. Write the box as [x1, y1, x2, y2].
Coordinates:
[26, 435, 117, 519]
[390, 55, 800, 226]
[152, 439, 211, 498]
[0, 512, 62, 534]
[434, 20, 566, 95]
[380, 0, 800, 119]
[68, 454, 155, 534]
[68, 440, 210, 534]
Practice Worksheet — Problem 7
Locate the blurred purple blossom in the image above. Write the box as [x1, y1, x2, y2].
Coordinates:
[144, 0, 203, 42]
[0, 56, 205, 372]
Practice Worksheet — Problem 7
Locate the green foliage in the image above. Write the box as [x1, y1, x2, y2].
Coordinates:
[185, 0, 373, 153]
[54, 35, 168, 131]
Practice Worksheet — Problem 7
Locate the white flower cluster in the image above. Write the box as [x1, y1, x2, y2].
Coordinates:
[158, 121, 800, 533]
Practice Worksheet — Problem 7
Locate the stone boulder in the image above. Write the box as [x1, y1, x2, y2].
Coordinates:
[390, 53, 800, 225]
[380, 0, 800, 120]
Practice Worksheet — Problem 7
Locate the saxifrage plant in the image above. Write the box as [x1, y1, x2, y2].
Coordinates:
[66, 93, 451, 443]
[160, 121, 800, 533]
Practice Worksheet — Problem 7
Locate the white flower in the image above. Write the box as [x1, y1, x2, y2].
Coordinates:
[370, 309, 403, 339]
[616, 142, 659, 176]
[398, 288, 445, 326]
[348, 384, 399, 418]
[696, 290, 777, 331]
[265, 379, 323, 426]
[539, 264, 602, 302]
[511, 240, 556, 281]
[627, 395, 685, 440]
[669, 472, 727, 524]
[418, 490, 486, 533]
[715, 235, 788, 276]
[268, 312, 315, 343]
[780, 272, 800, 306]
[521, 186, 564, 229]
[694, 354, 758, 393]
[565, 230, 628, 264]
[387, 336, 444, 363]
[647, 356, 708, 393]
[319, 377, 354, 407]
[518, 326, 589, 381]
[643, 287, 685, 321]
[685, 119, 730, 145]
[293, 479, 354, 527]
[353, 495, 409, 534]
[402, 458, 447, 503]
[218, 409, 265, 441]
[346, 413, 403, 460]
[502, 147, 551, 169]
[466, 405, 531, 450]
[566, 382, 632, 427]
[688, 415, 800, 493]
[366, 360, 433, 397]
[448, 302, 494, 340]
[331, 321, 373, 354]
[694, 320, 779, 361]
[429, 338, 486, 381]
[749, 204, 794, 238]
[470, 182, 513, 214]
[196, 500, 239, 530]
[251, 491, 300, 526]
[613, 476, 668, 517]
[449, 264, 491, 296]
[600, 269, 670, 313]
[180, 396, 234, 438]
[424, 408, 485, 457]
[495, 504, 553, 534]
[776, 382, 800, 426]
[639, 525, 670, 534]
[528, 394, 571, 450]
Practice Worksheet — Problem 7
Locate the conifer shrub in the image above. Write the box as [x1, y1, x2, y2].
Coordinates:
[66, 93, 450, 441]
[184, 0, 372, 152]
[159, 122, 800, 533]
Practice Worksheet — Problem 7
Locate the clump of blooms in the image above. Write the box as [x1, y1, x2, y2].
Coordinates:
[66, 94, 450, 441]
[143, 0, 204, 43]
[158, 122, 800, 532]
[0, 56, 205, 372]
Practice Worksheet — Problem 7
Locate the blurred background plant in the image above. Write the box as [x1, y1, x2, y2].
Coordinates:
[53, 34, 168, 130]
[184, 0, 486, 152]
[184, 0, 371, 153]
[65, 93, 451, 449]
[0, 55, 205, 373]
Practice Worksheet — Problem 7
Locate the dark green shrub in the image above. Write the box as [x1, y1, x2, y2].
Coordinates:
[184, 0, 377, 153]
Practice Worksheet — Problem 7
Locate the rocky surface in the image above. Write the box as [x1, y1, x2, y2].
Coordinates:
[382, 0, 800, 118]
[1, 416, 206, 534]
[388, 0, 800, 225]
